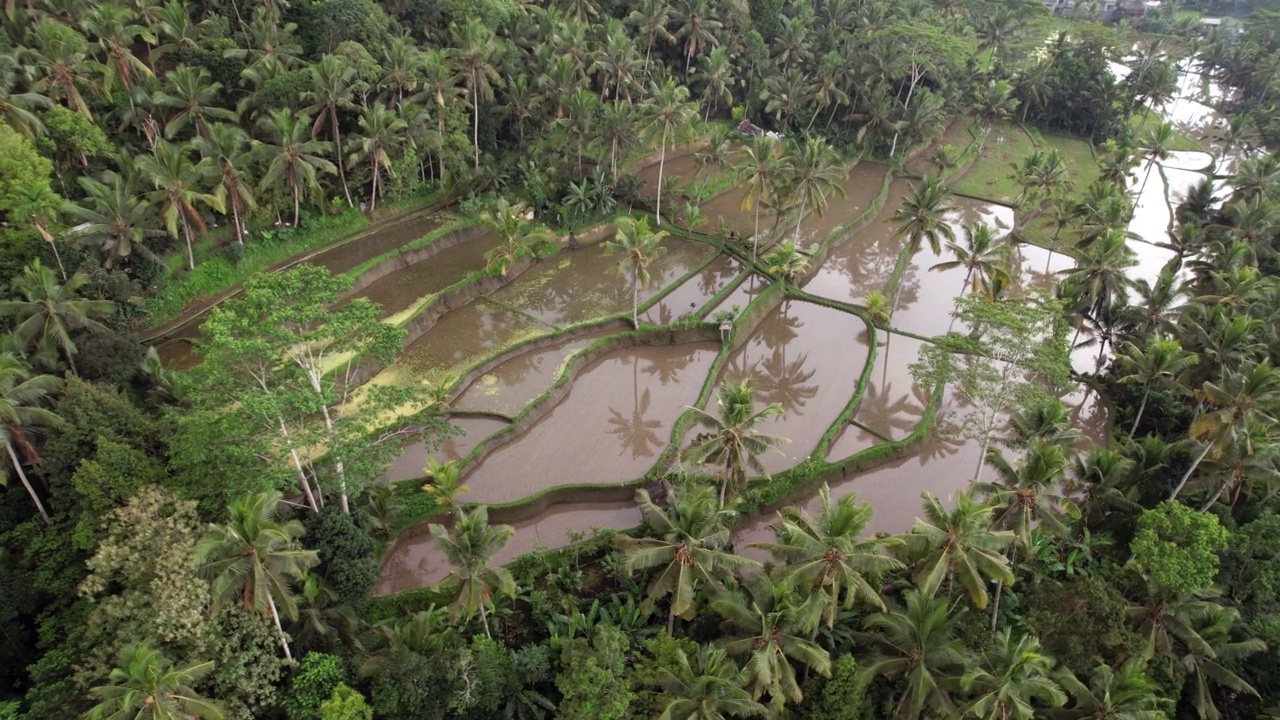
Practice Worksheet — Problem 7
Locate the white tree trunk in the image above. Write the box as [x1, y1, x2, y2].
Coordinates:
[266, 593, 293, 660]
[7, 442, 49, 524]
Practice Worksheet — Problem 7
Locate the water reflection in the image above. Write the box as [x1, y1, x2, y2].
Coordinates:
[463, 343, 719, 503]
[454, 335, 601, 416]
[804, 179, 914, 305]
[385, 416, 510, 482]
[854, 330, 928, 440]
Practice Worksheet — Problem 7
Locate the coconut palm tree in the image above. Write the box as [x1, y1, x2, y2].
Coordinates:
[23, 18, 94, 118]
[153, 66, 237, 139]
[1053, 660, 1168, 719]
[605, 217, 668, 328]
[693, 47, 733, 121]
[428, 506, 516, 639]
[0, 55, 52, 139]
[735, 135, 782, 259]
[0, 353, 61, 525]
[1172, 362, 1280, 500]
[656, 644, 768, 720]
[970, 79, 1019, 149]
[751, 484, 903, 628]
[257, 109, 336, 227]
[620, 486, 755, 634]
[640, 78, 698, 224]
[978, 440, 1071, 547]
[1115, 337, 1197, 439]
[1069, 447, 1140, 528]
[901, 490, 1014, 609]
[681, 379, 786, 507]
[762, 242, 809, 287]
[80, 3, 155, 96]
[711, 575, 830, 710]
[303, 54, 360, 207]
[66, 172, 166, 270]
[348, 104, 406, 211]
[627, 0, 675, 74]
[931, 223, 1010, 297]
[856, 589, 969, 720]
[0, 261, 114, 376]
[193, 123, 257, 245]
[960, 629, 1067, 720]
[450, 19, 502, 168]
[672, 0, 721, 75]
[136, 139, 225, 270]
[1176, 605, 1264, 720]
[479, 198, 554, 277]
[1058, 229, 1136, 348]
[892, 175, 955, 256]
[196, 490, 319, 660]
[781, 136, 848, 246]
[87, 643, 223, 720]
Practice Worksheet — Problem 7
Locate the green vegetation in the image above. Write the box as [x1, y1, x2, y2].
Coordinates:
[6, 0, 1280, 719]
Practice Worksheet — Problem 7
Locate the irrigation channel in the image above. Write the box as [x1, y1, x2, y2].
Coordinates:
[149, 59, 1231, 596]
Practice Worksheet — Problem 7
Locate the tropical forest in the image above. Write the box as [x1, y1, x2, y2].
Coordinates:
[4, 0, 1280, 716]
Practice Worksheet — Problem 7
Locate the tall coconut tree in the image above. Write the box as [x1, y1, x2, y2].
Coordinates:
[347, 104, 406, 211]
[931, 223, 1010, 297]
[605, 216, 668, 328]
[257, 109, 336, 227]
[450, 19, 502, 168]
[136, 138, 225, 270]
[620, 486, 755, 634]
[656, 644, 768, 720]
[960, 630, 1067, 720]
[1055, 660, 1169, 719]
[87, 643, 223, 720]
[0, 54, 52, 138]
[640, 78, 698, 224]
[479, 198, 554, 277]
[152, 65, 237, 139]
[856, 589, 969, 720]
[1172, 362, 1280, 500]
[0, 261, 114, 376]
[735, 135, 782, 259]
[781, 136, 848, 247]
[302, 54, 360, 207]
[711, 575, 830, 710]
[681, 379, 786, 507]
[193, 123, 257, 245]
[196, 490, 319, 660]
[0, 353, 61, 525]
[1115, 337, 1197, 439]
[428, 506, 515, 639]
[66, 173, 166, 270]
[751, 484, 903, 629]
[892, 175, 955, 256]
[901, 490, 1014, 608]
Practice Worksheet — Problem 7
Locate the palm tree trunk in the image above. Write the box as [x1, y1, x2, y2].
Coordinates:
[752, 195, 762, 261]
[332, 113, 353, 207]
[1199, 483, 1226, 512]
[479, 600, 492, 638]
[793, 205, 806, 246]
[472, 75, 481, 169]
[228, 185, 245, 245]
[266, 593, 294, 660]
[667, 608, 676, 636]
[633, 275, 640, 328]
[7, 441, 49, 524]
[370, 156, 380, 212]
[656, 125, 669, 224]
[180, 212, 196, 271]
[63, 344, 78, 377]
[1170, 441, 1214, 501]
[293, 184, 301, 227]
[1129, 387, 1151, 439]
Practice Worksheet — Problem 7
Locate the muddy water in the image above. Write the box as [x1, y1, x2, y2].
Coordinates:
[385, 415, 510, 482]
[737, 417, 984, 562]
[891, 199, 1014, 338]
[311, 209, 448, 275]
[853, 330, 929, 441]
[696, 301, 870, 475]
[490, 238, 714, 328]
[374, 299, 551, 388]
[641, 255, 741, 325]
[154, 211, 452, 368]
[1012, 243, 1075, 295]
[453, 334, 602, 416]
[375, 499, 642, 595]
[635, 151, 706, 197]
[696, 189, 767, 236]
[463, 343, 720, 504]
[360, 231, 502, 319]
[788, 163, 892, 251]
[803, 178, 913, 305]
[710, 273, 768, 316]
